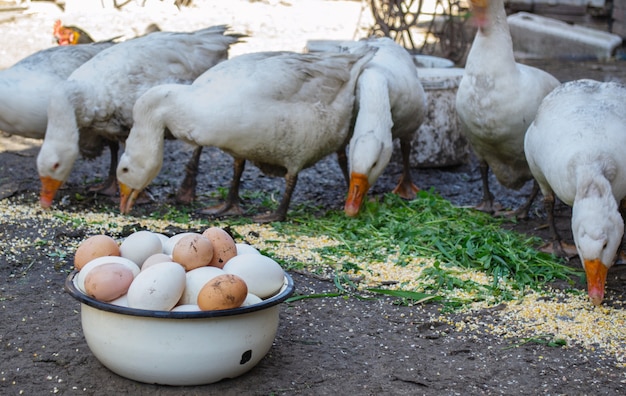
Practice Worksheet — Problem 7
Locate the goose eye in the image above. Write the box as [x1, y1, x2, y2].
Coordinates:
[52, 162, 60, 171]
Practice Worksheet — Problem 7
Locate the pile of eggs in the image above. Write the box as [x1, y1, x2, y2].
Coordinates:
[73, 227, 286, 312]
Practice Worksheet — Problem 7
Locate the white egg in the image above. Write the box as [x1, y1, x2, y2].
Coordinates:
[153, 233, 170, 250]
[109, 294, 129, 307]
[241, 293, 263, 307]
[222, 254, 285, 298]
[120, 231, 163, 267]
[171, 304, 201, 312]
[178, 266, 225, 305]
[76, 256, 140, 294]
[127, 261, 186, 311]
[163, 232, 197, 255]
[235, 243, 261, 255]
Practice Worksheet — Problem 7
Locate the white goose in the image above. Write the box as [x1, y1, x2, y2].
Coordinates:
[37, 25, 241, 208]
[455, 0, 560, 217]
[525, 79, 626, 306]
[339, 37, 426, 217]
[117, 47, 377, 223]
[0, 42, 115, 139]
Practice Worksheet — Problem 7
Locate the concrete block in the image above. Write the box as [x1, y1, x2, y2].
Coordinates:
[406, 66, 471, 168]
[507, 11, 622, 60]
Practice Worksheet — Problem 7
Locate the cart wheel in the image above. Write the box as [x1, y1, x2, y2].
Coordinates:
[439, 19, 467, 63]
[370, 0, 426, 51]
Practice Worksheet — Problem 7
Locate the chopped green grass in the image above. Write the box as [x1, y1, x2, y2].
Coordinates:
[273, 190, 583, 309]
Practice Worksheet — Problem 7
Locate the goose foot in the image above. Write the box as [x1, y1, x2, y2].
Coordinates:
[392, 180, 419, 200]
[198, 202, 244, 217]
[88, 176, 118, 197]
[494, 206, 528, 220]
[253, 210, 286, 224]
[474, 199, 502, 214]
[493, 208, 518, 219]
[496, 181, 540, 220]
[539, 240, 578, 259]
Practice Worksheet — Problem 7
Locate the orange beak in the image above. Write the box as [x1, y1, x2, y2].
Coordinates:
[583, 258, 608, 306]
[119, 182, 140, 215]
[39, 176, 63, 209]
[470, 0, 489, 28]
[344, 172, 370, 217]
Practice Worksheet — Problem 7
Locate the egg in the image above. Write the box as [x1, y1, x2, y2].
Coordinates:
[109, 294, 129, 307]
[127, 261, 186, 311]
[171, 304, 201, 312]
[163, 232, 197, 255]
[153, 233, 170, 249]
[74, 234, 120, 270]
[142, 253, 172, 270]
[197, 274, 247, 311]
[241, 293, 263, 307]
[120, 230, 163, 267]
[222, 254, 285, 298]
[178, 266, 225, 305]
[83, 263, 134, 302]
[171, 233, 214, 271]
[201, 227, 237, 268]
[76, 256, 140, 294]
[235, 243, 261, 256]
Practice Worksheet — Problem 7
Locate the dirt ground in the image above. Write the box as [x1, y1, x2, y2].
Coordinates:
[1, 0, 626, 395]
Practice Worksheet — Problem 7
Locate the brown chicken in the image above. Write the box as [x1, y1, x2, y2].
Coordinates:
[53, 20, 94, 45]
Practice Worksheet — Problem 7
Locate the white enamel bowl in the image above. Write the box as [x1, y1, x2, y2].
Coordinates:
[65, 270, 294, 386]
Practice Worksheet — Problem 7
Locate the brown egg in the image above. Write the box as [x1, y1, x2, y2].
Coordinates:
[171, 233, 214, 271]
[142, 253, 173, 271]
[74, 234, 121, 270]
[201, 227, 237, 269]
[197, 274, 247, 311]
[84, 262, 134, 302]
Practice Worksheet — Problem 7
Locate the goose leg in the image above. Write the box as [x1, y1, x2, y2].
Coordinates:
[514, 180, 539, 220]
[392, 137, 419, 199]
[336, 146, 350, 188]
[616, 198, 626, 265]
[540, 192, 577, 258]
[199, 157, 245, 217]
[498, 180, 540, 220]
[88, 140, 119, 197]
[176, 146, 202, 204]
[254, 173, 297, 223]
[474, 159, 499, 213]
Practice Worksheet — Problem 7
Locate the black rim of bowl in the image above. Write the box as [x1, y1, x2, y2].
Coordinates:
[65, 269, 295, 319]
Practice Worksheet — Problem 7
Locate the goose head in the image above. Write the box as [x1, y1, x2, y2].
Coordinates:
[344, 129, 392, 217]
[37, 98, 81, 208]
[117, 88, 168, 214]
[571, 181, 624, 306]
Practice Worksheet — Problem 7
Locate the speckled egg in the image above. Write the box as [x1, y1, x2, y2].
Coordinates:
[126, 261, 186, 311]
[171, 233, 214, 271]
[197, 274, 247, 311]
[201, 227, 237, 268]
